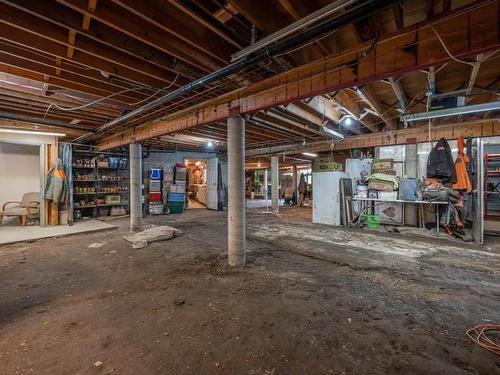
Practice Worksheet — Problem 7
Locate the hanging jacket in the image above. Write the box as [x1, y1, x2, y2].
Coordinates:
[45, 158, 67, 204]
[466, 138, 475, 186]
[427, 138, 457, 184]
[452, 137, 472, 192]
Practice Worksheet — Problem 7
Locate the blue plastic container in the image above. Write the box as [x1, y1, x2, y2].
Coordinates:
[168, 192, 185, 202]
[150, 168, 162, 180]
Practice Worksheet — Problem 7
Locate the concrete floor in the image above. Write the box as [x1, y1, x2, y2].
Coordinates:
[0, 207, 498, 374]
[0, 219, 117, 246]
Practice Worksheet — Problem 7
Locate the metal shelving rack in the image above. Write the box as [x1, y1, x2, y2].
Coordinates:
[483, 153, 500, 220]
[72, 150, 129, 220]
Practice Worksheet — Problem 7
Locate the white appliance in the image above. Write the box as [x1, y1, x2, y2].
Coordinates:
[312, 171, 350, 225]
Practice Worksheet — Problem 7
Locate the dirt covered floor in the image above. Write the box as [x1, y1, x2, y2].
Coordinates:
[0, 207, 499, 374]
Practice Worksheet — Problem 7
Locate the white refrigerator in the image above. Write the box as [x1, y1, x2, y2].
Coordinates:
[312, 171, 350, 225]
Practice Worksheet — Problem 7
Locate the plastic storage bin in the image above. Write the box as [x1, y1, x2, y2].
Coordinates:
[168, 192, 185, 202]
[149, 192, 162, 202]
[168, 202, 184, 214]
[150, 169, 162, 180]
[149, 180, 162, 192]
[378, 191, 398, 200]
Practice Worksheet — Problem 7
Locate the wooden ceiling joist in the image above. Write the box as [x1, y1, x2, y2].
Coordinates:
[0, 1, 189, 85]
[98, 1, 500, 150]
[55, 0, 226, 72]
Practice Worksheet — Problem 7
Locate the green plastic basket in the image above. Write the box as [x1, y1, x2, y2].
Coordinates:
[362, 213, 380, 228]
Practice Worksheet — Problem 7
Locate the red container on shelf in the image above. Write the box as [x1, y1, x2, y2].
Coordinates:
[149, 192, 162, 202]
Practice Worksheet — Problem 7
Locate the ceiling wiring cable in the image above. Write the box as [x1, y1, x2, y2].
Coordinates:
[43, 73, 181, 117]
[428, 23, 484, 67]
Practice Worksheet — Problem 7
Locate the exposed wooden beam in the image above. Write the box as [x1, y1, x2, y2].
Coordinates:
[302, 96, 342, 124]
[253, 112, 317, 138]
[388, 76, 408, 115]
[81, 0, 97, 31]
[284, 102, 327, 127]
[465, 54, 484, 99]
[330, 90, 370, 134]
[392, 3, 404, 29]
[66, 29, 76, 59]
[97, 1, 500, 149]
[56, 0, 225, 72]
[263, 110, 324, 137]
[1, 0, 196, 83]
[110, 0, 237, 64]
[356, 84, 397, 130]
[292, 119, 500, 154]
[168, 0, 243, 48]
[276, 0, 330, 55]
[0, 46, 152, 105]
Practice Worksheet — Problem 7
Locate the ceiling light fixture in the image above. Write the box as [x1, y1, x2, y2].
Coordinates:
[0, 128, 66, 137]
[342, 116, 353, 126]
[207, 140, 214, 148]
[302, 152, 318, 157]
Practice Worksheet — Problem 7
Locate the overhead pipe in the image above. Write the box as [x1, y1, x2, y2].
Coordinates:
[76, 0, 398, 143]
[0, 112, 96, 132]
[230, 0, 357, 62]
[400, 101, 500, 122]
[245, 140, 330, 156]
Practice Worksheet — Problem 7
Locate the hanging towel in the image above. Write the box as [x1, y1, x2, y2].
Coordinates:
[452, 137, 472, 192]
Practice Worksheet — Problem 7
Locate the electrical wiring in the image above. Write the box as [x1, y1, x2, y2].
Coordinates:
[466, 323, 500, 356]
[428, 24, 499, 67]
[43, 73, 181, 117]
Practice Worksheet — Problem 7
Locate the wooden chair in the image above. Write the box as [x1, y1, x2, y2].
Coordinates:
[0, 192, 40, 226]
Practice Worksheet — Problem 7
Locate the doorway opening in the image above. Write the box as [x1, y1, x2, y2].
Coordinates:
[185, 158, 220, 211]
[0, 142, 41, 227]
[186, 159, 207, 209]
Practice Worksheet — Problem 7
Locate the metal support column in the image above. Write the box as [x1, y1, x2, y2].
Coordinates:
[227, 116, 246, 266]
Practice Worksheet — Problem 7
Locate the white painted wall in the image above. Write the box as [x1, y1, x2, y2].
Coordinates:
[0, 142, 40, 204]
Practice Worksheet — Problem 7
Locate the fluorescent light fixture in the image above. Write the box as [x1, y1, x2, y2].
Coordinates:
[0, 128, 66, 137]
[401, 101, 500, 122]
[302, 152, 318, 157]
[282, 172, 293, 176]
[320, 126, 344, 140]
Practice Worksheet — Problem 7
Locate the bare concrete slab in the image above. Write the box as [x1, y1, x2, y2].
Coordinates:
[0, 220, 116, 246]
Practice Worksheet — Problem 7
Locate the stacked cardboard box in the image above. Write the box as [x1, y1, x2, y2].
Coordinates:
[313, 156, 343, 172]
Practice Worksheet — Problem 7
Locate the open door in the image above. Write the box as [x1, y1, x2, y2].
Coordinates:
[206, 157, 218, 210]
